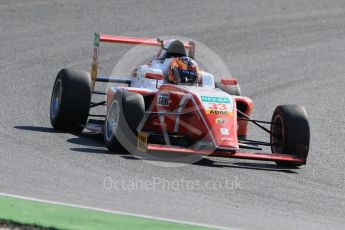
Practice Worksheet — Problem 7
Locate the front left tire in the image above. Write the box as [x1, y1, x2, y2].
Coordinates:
[104, 90, 145, 153]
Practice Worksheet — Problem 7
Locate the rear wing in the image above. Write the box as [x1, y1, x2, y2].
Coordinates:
[90, 33, 196, 89]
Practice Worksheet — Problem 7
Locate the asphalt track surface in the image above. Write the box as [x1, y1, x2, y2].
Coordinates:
[1, 0, 345, 229]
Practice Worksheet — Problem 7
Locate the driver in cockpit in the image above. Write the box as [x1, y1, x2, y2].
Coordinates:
[150, 39, 200, 85]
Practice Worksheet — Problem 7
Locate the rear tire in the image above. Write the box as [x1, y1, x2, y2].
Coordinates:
[104, 90, 145, 153]
[270, 105, 310, 167]
[215, 81, 241, 96]
[50, 68, 91, 132]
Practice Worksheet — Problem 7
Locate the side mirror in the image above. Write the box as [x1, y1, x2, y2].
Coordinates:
[145, 69, 163, 81]
[220, 78, 238, 85]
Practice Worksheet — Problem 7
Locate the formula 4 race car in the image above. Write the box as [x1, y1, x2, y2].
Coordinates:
[50, 34, 310, 167]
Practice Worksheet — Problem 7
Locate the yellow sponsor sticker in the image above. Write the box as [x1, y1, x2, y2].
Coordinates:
[137, 132, 148, 152]
[206, 110, 233, 116]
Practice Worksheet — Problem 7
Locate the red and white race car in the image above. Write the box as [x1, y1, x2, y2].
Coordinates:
[50, 34, 310, 167]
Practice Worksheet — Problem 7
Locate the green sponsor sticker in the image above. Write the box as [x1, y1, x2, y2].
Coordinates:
[94, 33, 100, 48]
[201, 96, 230, 103]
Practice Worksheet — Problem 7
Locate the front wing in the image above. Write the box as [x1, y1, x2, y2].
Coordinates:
[145, 144, 306, 164]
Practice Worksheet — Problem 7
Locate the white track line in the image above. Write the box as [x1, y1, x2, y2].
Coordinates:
[0, 192, 239, 230]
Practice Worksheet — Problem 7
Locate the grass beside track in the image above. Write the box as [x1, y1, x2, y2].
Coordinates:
[0, 196, 213, 230]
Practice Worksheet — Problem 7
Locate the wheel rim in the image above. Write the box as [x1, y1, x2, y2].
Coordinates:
[50, 79, 62, 119]
[271, 115, 284, 153]
[105, 100, 120, 141]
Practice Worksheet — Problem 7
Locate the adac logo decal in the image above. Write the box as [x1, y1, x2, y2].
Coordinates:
[201, 96, 230, 104]
[215, 117, 226, 124]
[209, 110, 233, 115]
